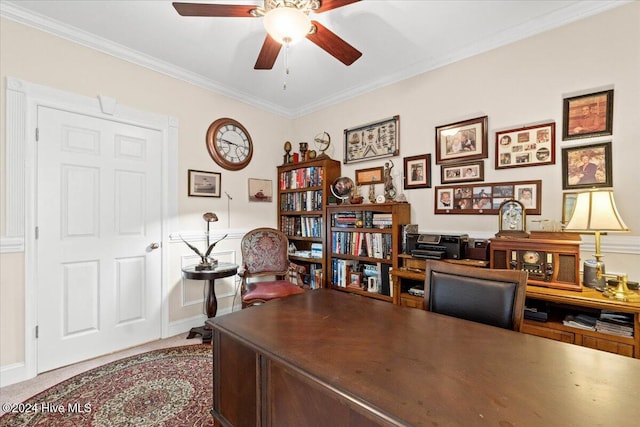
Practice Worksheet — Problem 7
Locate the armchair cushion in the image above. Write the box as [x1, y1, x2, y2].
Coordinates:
[242, 280, 305, 304]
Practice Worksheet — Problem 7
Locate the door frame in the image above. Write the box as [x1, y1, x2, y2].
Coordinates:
[5, 77, 178, 382]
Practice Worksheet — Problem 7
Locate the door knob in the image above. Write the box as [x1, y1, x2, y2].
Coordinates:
[149, 242, 160, 250]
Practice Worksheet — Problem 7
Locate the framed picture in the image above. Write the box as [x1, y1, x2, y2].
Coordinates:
[248, 178, 273, 202]
[561, 141, 612, 190]
[495, 122, 555, 169]
[355, 166, 384, 185]
[344, 115, 399, 164]
[435, 180, 541, 215]
[435, 116, 488, 164]
[188, 169, 221, 197]
[403, 154, 432, 189]
[440, 160, 484, 184]
[562, 89, 613, 140]
[562, 192, 580, 225]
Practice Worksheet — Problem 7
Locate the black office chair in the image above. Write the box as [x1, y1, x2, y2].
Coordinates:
[423, 260, 528, 331]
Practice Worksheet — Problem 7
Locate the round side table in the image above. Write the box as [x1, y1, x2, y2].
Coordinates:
[182, 262, 238, 343]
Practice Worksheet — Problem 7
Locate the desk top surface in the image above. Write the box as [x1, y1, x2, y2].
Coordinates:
[211, 289, 639, 426]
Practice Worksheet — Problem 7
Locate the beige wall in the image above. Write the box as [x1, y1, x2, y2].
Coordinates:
[2, 3, 639, 374]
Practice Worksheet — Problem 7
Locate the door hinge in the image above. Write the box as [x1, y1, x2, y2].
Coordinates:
[35, 325, 39, 339]
[35, 127, 39, 142]
[35, 226, 39, 240]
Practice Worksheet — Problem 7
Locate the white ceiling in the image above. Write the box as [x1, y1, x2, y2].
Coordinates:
[1, 0, 627, 117]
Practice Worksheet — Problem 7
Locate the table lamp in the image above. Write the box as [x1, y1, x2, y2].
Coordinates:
[180, 212, 227, 271]
[563, 189, 638, 301]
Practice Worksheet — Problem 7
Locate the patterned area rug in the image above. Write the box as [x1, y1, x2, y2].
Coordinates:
[0, 345, 214, 426]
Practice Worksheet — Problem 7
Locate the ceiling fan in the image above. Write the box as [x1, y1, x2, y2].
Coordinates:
[172, 0, 362, 70]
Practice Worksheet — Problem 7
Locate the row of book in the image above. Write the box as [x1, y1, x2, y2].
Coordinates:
[279, 167, 324, 190]
[331, 259, 392, 297]
[281, 216, 323, 238]
[331, 211, 392, 228]
[287, 263, 322, 290]
[562, 310, 634, 337]
[331, 231, 392, 259]
[280, 190, 324, 212]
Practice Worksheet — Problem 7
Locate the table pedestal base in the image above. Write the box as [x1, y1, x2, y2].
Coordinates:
[187, 323, 213, 344]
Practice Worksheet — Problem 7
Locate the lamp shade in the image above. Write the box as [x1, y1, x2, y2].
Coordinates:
[564, 190, 628, 232]
[263, 6, 311, 44]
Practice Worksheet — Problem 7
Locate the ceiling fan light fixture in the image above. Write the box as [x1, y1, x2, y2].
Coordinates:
[263, 6, 311, 44]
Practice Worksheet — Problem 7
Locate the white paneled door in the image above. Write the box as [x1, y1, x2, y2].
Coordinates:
[36, 106, 163, 372]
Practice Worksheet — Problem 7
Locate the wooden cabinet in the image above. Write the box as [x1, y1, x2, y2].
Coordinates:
[523, 286, 640, 358]
[326, 202, 411, 302]
[392, 255, 489, 308]
[277, 158, 341, 289]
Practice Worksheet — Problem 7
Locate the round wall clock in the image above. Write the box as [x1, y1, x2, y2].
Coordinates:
[496, 199, 529, 238]
[206, 118, 253, 171]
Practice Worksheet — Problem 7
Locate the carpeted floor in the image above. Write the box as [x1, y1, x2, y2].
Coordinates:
[0, 345, 214, 427]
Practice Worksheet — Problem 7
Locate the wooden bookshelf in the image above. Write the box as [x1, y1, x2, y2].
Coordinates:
[277, 158, 341, 289]
[326, 202, 411, 302]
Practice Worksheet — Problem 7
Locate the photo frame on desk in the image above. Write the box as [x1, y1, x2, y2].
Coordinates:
[434, 180, 541, 215]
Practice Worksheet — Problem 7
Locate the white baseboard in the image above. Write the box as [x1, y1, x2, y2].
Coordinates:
[0, 362, 27, 388]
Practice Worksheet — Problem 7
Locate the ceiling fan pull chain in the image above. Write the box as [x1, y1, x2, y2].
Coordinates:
[283, 39, 291, 90]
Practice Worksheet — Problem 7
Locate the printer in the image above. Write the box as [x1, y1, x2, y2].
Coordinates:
[405, 233, 468, 260]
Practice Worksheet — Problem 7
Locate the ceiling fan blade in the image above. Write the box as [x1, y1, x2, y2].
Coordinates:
[307, 21, 362, 66]
[316, 0, 361, 13]
[172, 2, 256, 17]
[254, 36, 282, 70]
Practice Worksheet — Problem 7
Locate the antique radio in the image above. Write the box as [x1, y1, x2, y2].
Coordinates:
[490, 236, 581, 291]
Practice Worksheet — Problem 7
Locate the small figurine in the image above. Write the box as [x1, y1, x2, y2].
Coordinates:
[299, 142, 308, 162]
[383, 160, 397, 200]
[283, 141, 292, 164]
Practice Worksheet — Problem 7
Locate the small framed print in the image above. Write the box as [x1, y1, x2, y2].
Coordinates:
[563, 89, 613, 140]
[561, 141, 612, 190]
[344, 115, 399, 164]
[188, 169, 221, 197]
[440, 160, 484, 184]
[495, 122, 555, 169]
[355, 166, 384, 185]
[562, 192, 580, 225]
[248, 178, 273, 202]
[403, 154, 432, 189]
[435, 116, 488, 164]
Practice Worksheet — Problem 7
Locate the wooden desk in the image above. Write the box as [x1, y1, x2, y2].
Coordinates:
[208, 290, 639, 426]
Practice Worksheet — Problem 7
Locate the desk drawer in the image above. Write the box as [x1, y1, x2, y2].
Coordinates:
[579, 336, 634, 357]
[522, 323, 574, 343]
[401, 294, 425, 310]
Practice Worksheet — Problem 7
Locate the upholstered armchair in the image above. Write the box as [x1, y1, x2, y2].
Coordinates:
[239, 228, 305, 308]
[423, 260, 528, 331]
